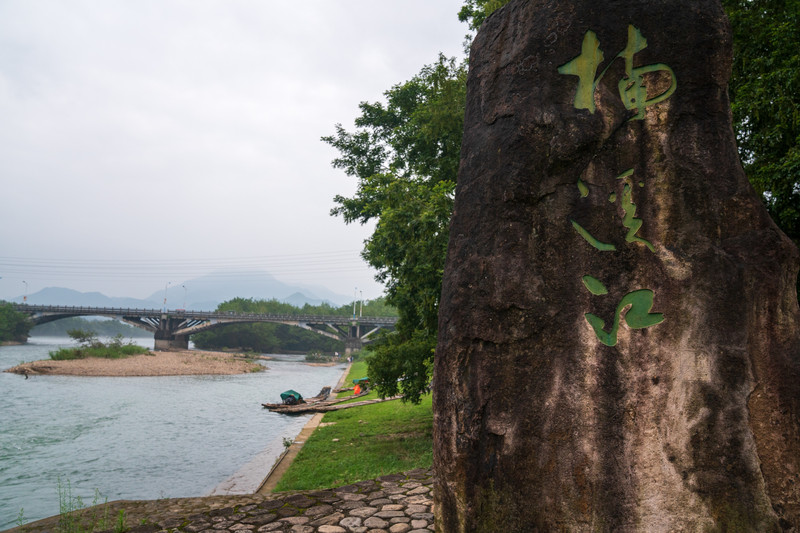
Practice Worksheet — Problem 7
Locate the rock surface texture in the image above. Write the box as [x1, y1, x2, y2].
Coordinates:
[433, 0, 800, 531]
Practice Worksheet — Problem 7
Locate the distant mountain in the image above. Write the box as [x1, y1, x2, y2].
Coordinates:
[283, 292, 330, 308]
[10, 287, 155, 308]
[144, 271, 351, 310]
[11, 271, 353, 311]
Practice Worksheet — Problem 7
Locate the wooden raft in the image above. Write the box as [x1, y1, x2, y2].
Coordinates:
[262, 389, 401, 414]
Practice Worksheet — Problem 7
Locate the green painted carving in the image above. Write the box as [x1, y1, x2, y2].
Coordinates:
[578, 179, 589, 197]
[582, 275, 609, 295]
[557, 30, 604, 112]
[571, 219, 617, 251]
[617, 168, 634, 180]
[617, 169, 655, 251]
[608, 192, 617, 203]
[618, 62, 677, 120]
[559, 25, 677, 120]
[585, 289, 664, 346]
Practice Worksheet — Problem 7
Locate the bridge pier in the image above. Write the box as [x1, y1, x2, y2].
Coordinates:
[154, 332, 189, 351]
[344, 323, 363, 355]
[344, 337, 363, 355]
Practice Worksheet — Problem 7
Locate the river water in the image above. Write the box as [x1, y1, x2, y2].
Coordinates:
[0, 337, 347, 530]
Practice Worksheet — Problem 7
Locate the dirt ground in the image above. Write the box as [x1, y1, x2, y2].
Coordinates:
[3, 350, 266, 377]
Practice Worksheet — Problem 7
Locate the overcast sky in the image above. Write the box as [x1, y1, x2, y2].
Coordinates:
[0, 0, 470, 302]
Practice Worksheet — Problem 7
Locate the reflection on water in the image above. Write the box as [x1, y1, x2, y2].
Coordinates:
[0, 337, 345, 529]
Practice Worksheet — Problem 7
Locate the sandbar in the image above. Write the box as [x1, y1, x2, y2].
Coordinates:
[4, 350, 266, 377]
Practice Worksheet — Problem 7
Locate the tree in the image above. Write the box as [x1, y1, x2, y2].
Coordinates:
[0, 302, 32, 343]
[66, 328, 100, 347]
[723, 0, 800, 254]
[324, 55, 466, 403]
[457, 0, 510, 31]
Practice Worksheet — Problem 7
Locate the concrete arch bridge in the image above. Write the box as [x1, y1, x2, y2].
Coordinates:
[13, 304, 398, 353]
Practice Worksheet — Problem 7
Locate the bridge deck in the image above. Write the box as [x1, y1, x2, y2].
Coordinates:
[13, 304, 398, 326]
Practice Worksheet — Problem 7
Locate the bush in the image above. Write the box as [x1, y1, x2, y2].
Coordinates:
[50, 339, 149, 361]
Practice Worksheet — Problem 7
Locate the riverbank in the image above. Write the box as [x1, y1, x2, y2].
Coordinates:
[2, 468, 435, 533]
[0, 340, 24, 346]
[3, 349, 266, 376]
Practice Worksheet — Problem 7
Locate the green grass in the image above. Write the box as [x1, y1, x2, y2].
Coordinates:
[336, 360, 380, 403]
[50, 343, 150, 361]
[274, 360, 433, 491]
[56, 476, 127, 533]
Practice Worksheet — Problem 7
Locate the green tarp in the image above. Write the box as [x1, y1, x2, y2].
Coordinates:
[280, 390, 303, 404]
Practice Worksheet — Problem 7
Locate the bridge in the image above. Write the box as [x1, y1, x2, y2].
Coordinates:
[12, 304, 398, 353]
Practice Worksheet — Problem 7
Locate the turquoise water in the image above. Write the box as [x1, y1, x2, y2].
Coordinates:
[0, 337, 346, 529]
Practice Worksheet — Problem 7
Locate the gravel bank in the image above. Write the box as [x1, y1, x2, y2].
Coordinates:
[3, 350, 265, 377]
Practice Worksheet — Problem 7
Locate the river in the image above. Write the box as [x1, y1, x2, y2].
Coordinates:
[0, 336, 347, 530]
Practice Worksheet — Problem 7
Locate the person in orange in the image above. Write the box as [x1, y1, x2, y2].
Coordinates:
[353, 384, 361, 395]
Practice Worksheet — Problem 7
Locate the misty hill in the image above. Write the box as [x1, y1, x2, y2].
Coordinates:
[13, 287, 155, 308]
[145, 271, 351, 310]
[10, 271, 354, 311]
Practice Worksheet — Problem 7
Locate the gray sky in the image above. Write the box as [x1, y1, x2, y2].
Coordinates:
[0, 0, 469, 302]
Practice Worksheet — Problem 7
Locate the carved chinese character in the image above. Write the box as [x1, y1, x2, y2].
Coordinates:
[559, 25, 677, 119]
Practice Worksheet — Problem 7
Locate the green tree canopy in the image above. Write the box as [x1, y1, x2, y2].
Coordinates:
[723, 0, 800, 249]
[0, 302, 32, 343]
[457, 0, 509, 31]
[323, 55, 466, 403]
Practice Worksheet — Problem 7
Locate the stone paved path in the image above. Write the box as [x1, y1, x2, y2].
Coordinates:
[5, 469, 435, 533]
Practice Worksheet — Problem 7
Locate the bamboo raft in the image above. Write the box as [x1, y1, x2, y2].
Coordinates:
[261, 386, 401, 414]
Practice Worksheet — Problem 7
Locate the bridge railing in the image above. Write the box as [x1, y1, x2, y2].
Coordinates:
[12, 304, 399, 325]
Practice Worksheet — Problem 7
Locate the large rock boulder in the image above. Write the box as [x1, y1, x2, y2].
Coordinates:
[433, 0, 800, 531]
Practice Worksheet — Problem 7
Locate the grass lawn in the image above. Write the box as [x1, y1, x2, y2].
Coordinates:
[273, 360, 433, 491]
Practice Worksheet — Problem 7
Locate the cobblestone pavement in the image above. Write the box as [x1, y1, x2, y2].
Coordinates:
[5, 469, 435, 533]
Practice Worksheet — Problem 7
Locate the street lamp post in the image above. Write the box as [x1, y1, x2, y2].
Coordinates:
[22, 280, 28, 303]
[182, 285, 187, 310]
[163, 281, 171, 312]
[360, 290, 363, 317]
[353, 287, 357, 319]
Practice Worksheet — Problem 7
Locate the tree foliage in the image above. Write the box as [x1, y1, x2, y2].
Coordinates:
[723, 0, 800, 250]
[0, 302, 32, 343]
[323, 55, 466, 403]
[457, 0, 509, 31]
[66, 328, 100, 347]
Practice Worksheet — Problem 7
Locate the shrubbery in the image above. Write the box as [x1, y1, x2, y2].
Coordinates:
[49, 330, 149, 360]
